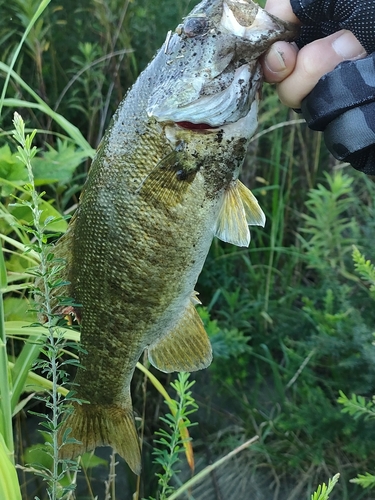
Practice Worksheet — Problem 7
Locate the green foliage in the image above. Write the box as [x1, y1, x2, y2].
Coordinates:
[334, 248, 375, 493]
[352, 246, 375, 299]
[350, 472, 375, 490]
[338, 391, 375, 421]
[200, 306, 251, 359]
[311, 474, 340, 500]
[31, 139, 89, 186]
[200, 169, 375, 498]
[0, 144, 27, 195]
[299, 171, 358, 272]
[0, 435, 21, 500]
[0, 230, 20, 500]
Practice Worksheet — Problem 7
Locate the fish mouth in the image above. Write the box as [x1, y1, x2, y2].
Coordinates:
[175, 121, 218, 130]
[164, 100, 259, 146]
[148, 64, 261, 129]
[147, 0, 297, 129]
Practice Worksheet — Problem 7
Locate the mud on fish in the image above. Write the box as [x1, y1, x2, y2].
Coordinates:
[51, 0, 297, 474]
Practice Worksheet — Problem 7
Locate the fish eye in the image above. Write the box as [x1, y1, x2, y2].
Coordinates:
[183, 16, 208, 37]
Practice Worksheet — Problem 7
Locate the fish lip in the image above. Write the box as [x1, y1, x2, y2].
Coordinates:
[147, 64, 260, 128]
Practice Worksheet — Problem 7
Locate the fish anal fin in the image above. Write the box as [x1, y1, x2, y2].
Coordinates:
[214, 180, 265, 247]
[148, 301, 212, 373]
[58, 401, 141, 475]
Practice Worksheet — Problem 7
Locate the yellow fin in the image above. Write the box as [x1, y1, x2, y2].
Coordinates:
[214, 180, 265, 247]
[148, 301, 212, 373]
[190, 290, 202, 305]
[237, 180, 266, 227]
[58, 401, 141, 475]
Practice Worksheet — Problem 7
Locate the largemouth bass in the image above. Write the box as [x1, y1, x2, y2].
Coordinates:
[55, 0, 297, 474]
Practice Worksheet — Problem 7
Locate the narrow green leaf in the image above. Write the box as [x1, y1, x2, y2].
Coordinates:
[0, 243, 7, 290]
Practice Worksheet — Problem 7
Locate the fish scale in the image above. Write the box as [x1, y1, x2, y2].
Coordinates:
[52, 0, 298, 474]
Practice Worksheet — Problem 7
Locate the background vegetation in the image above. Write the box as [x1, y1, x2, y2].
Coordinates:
[1, 0, 375, 498]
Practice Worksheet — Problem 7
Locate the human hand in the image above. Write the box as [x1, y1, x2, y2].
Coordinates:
[261, 0, 367, 109]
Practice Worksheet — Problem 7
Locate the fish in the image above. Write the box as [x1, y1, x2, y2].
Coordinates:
[53, 0, 297, 474]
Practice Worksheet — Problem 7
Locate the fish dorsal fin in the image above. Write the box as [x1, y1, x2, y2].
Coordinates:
[214, 180, 265, 247]
[148, 300, 212, 373]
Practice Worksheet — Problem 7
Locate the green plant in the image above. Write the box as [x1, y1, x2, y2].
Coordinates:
[352, 245, 375, 299]
[299, 171, 359, 272]
[333, 247, 375, 493]
[199, 168, 375, 499]
[338, 392, 375, 422]
[0, 242, 14, 458]
[149, 372, 198, 500]
[0, 232, 22, 500]
[0, 434, 21, 500]
[311, 474, 340, 500]
[10, 112, 82, 499]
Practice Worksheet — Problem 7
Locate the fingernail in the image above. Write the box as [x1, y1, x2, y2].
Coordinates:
[332, 31, 367, 60]
[265, 45, 287, 73]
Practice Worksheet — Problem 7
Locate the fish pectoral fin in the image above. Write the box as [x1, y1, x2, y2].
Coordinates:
[137, 151, 196, 207]
[237, 180, 266, 227]
[214, 179, 265, 247]
[148, 301, 212, 373]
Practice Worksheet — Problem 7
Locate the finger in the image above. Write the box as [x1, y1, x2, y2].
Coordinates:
[264, 0, 299, 24]
[277, 30, 367, 108]
[261, 41, 299, 83]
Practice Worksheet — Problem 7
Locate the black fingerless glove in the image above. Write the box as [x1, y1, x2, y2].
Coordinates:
[290, 0, 375, 174]
[291, 0, 375, 53]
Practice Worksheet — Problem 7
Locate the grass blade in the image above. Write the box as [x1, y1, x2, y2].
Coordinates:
[0, 244, 14, 461]
[10, 335, 44, 411]
[0, 434, 21, 500]
[0, 94, 94, 155]
[0, 0, 51, 119]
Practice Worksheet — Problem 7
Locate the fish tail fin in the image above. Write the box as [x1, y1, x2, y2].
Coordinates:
[58, 401, 141, 475]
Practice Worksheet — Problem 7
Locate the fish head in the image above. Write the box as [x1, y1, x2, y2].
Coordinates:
[147, 0, 298, 129]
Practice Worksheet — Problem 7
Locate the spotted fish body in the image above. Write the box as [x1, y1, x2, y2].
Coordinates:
[56, 0, 297, 474]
